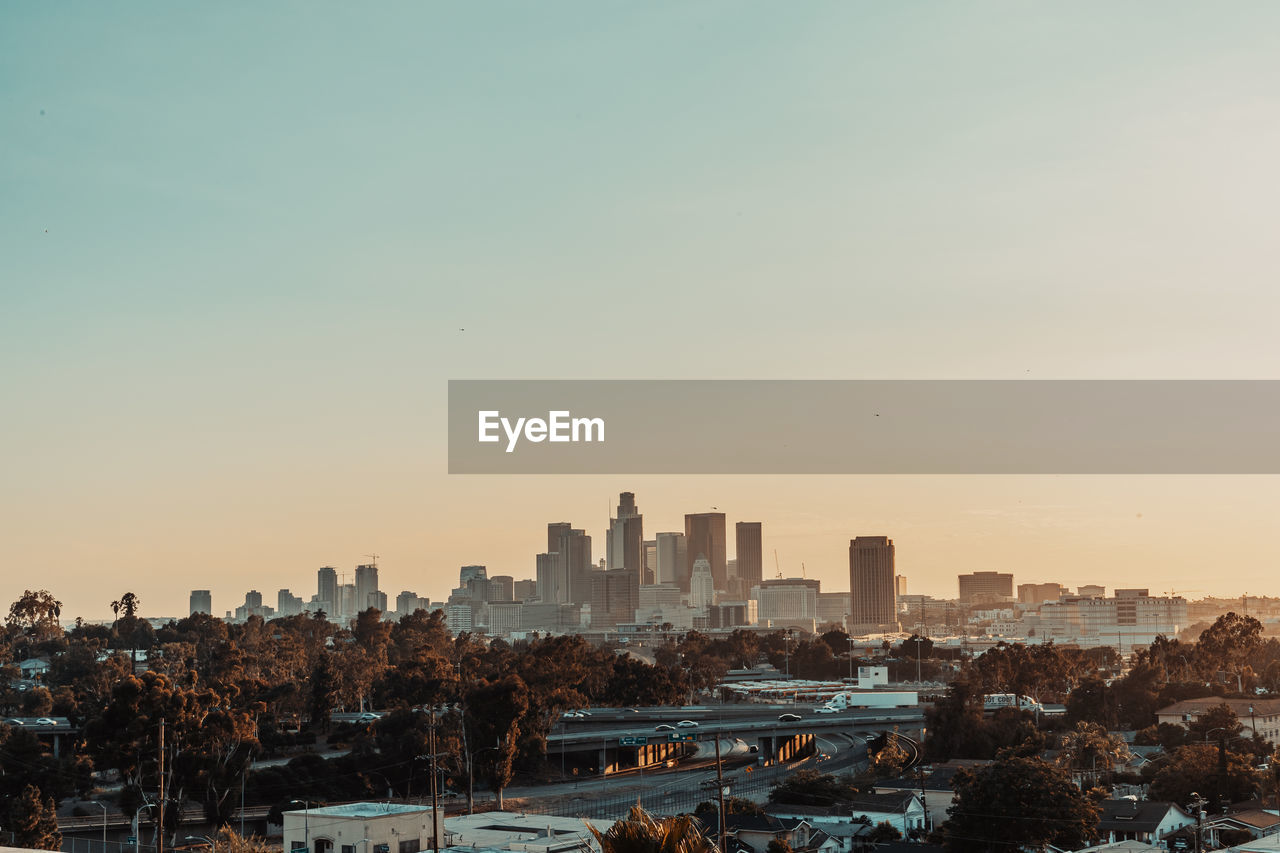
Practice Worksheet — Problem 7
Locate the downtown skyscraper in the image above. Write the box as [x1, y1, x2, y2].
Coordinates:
[606, 492, 646, 583]
[684, 512, 727, 592]
[848, 536, 899, 633]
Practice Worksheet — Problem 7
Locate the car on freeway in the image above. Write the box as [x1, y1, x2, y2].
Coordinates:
[356, 712, 381, 723]
[35, 718, 57, 726]
[3, 719, 23, 726]
[655, 724, 676, 732]
[814, 706, 840, 714]
[778, 713, 802, 722]
[561, 711, 583, 720]
[676, 720, 699, 728]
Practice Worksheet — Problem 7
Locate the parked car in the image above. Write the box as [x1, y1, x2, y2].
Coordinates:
[676, 720, 699, 728]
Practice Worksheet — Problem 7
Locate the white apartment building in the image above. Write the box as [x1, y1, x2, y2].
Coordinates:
[756, 578, 820, 629]
[1037, 589, 1186, 654]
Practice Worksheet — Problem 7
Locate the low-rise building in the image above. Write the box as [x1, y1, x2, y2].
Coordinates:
[440, 811, 604, 853]
[283, 803, 438, 853]
[1156, 698, 1280, 746]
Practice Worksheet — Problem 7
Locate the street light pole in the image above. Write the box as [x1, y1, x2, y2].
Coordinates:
[90, 801, 107, 852]
[134, 803, 156, 853]
[289, 799, 311, 853]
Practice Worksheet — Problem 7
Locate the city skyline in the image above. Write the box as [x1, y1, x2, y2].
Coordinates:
[14, 478, 1280, 622]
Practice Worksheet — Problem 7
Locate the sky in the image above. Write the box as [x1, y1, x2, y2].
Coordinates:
[4, 4, 1280, 620]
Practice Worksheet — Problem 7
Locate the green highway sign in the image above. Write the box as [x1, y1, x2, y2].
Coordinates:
[126, 838, 138, 845]
[669, 733, 698, 743]
[619, 736, 649, 746]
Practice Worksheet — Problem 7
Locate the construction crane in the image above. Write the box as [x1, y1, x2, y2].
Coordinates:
[1165, 588, 1201, 598]
[774, 549, 782, 579]
[364, 553, 380, 566]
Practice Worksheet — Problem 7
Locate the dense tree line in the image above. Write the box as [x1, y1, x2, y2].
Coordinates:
[0, 589, 700, 844]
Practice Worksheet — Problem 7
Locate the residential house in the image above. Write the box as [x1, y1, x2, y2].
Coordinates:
[718, 814, 840, 853]
[770, 791, 926, 837]
[1095, 799, 1196, 846]
[1209, 809, 1280, 845]
[1156, 698, 1280, 746]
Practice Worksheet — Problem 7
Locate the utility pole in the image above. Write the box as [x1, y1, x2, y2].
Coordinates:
[429, 709, 440, 853]
[714, 737, 727, 853]
[1189, 792, 1206, 853]
[918, 726, 929, 835]
[157, 718, 165, 853]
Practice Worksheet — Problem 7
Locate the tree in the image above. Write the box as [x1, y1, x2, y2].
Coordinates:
[1197, 612, 1263, 683]
[1055, 722, 1133, 788]
[589, 806, 716, 853]
[466, 674, 530, 809]
[769, 768, 861, 806]
[6, 784, 62, 850]
[7, 590, 63, 640]
[693, 797, 764, 819]
[940, 757, 1100, 853]
[1147, 742, 1258, 813]
[870, 731, 911, 778]
[868, 822, 902, 843]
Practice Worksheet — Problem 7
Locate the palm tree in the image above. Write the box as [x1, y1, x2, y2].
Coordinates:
[1055, 721, 1133, 789]
[589, 806, 717, 853]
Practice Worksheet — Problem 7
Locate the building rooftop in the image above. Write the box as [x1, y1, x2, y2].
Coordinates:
[293, 803, 434, 819]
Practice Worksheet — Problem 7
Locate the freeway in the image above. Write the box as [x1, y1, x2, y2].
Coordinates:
[548, 705, 924, 748]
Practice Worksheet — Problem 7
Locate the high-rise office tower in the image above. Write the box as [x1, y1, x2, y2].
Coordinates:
[849, 536, 899, 632]
[460, 565, 488, 585]
[489, 575, 515, 602]
[338, 583, 357, 619]
[355, 564, 380, 613]
[684, 512, 727, 591]
[189, 590, 212, 616]
[589, 568, 638, 629]
[735, 522, 763, 590]
[317, 566, 338, 615]
[655, 532, 688, 590]
[643, 539, 657, 586]
[546, 523, 592, 604]
[277, 589, 304, 617]
[690, 558, 715, 613]
[547, 522, 572, 553]
[607, 492, 645, 581]
[396, 590, 424, 615]
[513, 578, 538, 601]
[958, 571, 1014, 605]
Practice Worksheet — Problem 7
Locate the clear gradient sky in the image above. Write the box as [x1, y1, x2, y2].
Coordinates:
[5, 4, 1280, 620]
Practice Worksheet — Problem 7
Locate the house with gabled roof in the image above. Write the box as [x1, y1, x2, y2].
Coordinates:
[1096, 799, 1196, 846]
[716, 814, 841, 853]
[769, 791, 925, 837]
[1210, 808, 1280, 842]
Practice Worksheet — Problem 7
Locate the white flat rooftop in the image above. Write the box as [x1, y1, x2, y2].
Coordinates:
[291, 803, 433, 818]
